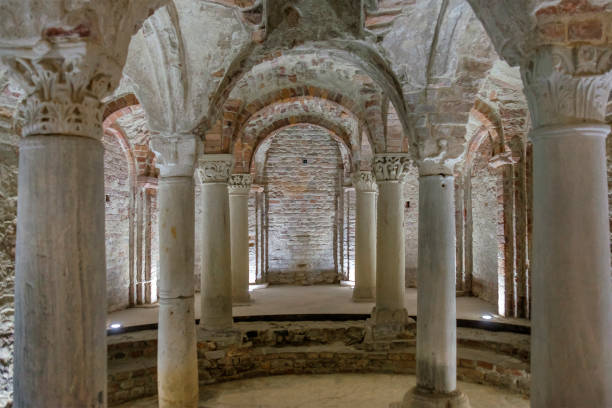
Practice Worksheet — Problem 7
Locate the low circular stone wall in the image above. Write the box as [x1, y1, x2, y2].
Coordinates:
[107, 320, 530, 406]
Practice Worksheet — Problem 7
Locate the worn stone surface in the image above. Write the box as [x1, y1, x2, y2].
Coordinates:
[0, 94, 17, 408]
[106, 321, 531, 406]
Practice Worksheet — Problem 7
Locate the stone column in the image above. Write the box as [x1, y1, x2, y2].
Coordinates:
[196, 154, 235, 332]
[5, 47, 112, 407]
[229, 174, 252, 305]
[521, 45, 612, 408]
[151, 135, 199, 408]
[369, 154, 411, 337]
[352, 171, 377, 302]
[403, 172, 469, 408]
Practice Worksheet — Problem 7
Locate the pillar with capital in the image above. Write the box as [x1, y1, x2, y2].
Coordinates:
[369, 154, 411, 338]
[352, 171, 377, 302]
[151, 135, 199, 408]
[3, 42, 120, 407]
[403, 160, 470, 408]
[229, 174, 252, 305]
[197, 154, 235, 333]
[520, 45, 612, 408]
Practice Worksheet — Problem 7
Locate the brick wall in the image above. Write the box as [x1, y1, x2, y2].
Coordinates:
[0, 128, 17, 406]
[471, 165, 499, 305]
[103, 132, 133, 312]
[403, 165, 419, 287]
[264, 125, 342, 285]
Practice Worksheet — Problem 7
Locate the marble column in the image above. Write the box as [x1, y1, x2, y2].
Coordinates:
[229, 174, 252, 305]
[403, 173, 469, 408]
[151, 135, 199, 408]
[521, 45, 612, 408]
[7, 49, 110, 407]
[370, 154, 411, 336]
[197, 154, 234, 332]
[352, 171, 377, 302]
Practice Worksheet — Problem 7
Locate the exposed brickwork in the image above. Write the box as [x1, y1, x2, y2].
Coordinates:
[470, 137, 499, 306]
[403, 165, 419, 287]
[535, 1, 612, 46]
[264, 125, 342, 284]
[103, 130, 133, 312]
[0, 133, 17, 407]
[107, 323, 531, 406]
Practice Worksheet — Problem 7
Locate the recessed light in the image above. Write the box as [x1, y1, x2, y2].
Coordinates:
[481, 314, 493, 320]
[109, 323, 122, 329]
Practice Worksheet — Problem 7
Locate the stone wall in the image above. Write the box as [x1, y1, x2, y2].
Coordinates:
[264, 125, 342, 285]
[103, 132, 133, 312]
[0, 126, 17, 407]
[471, 166, 499, 305]
[107, 321, 531, 406]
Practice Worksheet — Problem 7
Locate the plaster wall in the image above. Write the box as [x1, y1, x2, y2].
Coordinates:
[471, 167, 499, 305]
[264, 125, 342, 285]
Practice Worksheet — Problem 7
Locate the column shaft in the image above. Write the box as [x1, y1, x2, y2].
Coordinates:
[404, 174, 469, 408]
[14, 136, 106, 407]
[531, 125, 612, 407]
[200, 182, 233, 330]
[157, 176, 198, 408]
[353, 189, 376, 301]
[416, 175, 457, 392]
[229, 177, 251, 305]
[376, 181, 405, 311]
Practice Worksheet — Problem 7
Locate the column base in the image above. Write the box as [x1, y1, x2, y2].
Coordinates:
[352, 286, 375, 303]
[366, 307, 413, 340]
[398, 387, 471, 408]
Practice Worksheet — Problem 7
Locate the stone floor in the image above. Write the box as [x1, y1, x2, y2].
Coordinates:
[107, 285, 530, 329]
[115, 374, 530, 407]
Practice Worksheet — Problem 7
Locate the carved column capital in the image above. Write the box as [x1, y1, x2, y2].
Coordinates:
[150, 134, 198, 178]
[353, 171, 378, 193]
[1, 40, 121, 138]
[521, 45, 612, 128]
[196, 154, 233, 184]
[228, 174, 252, 195]
[373, 154, 411, 183]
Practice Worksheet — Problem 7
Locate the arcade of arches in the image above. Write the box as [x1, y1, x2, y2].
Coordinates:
[0, 0, 611, 407]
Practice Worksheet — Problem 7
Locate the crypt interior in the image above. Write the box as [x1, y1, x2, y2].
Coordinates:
[0, 0, 611, 407]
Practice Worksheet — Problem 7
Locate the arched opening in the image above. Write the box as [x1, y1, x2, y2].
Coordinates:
[262, 124, 344, 285]
[103, 128, 135, 312]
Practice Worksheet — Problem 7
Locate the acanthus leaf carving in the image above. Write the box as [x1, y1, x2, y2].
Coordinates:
[373, 153, 411, 182]
[521, 45, 612, 128]
[1, 40, 121, 138]
[353, 171, 377, 193]
[228, 174, 253, 195]
[196, 154, 234, 184]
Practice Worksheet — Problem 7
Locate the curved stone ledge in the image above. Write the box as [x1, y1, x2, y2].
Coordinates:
[107, 321, 530, 406]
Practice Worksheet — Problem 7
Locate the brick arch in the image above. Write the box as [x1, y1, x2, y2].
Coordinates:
[248, 123, 353, 183]
[103, 103, 158, 179]
[103, 93, 140, 122]
[201, 48, 398, 154]
[470, 98, 506, 156]
[104, 125, 137, 181]
[204, 46, 413, 151]
[231, 97, 358, 172]
[212, 85, 376, 155]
